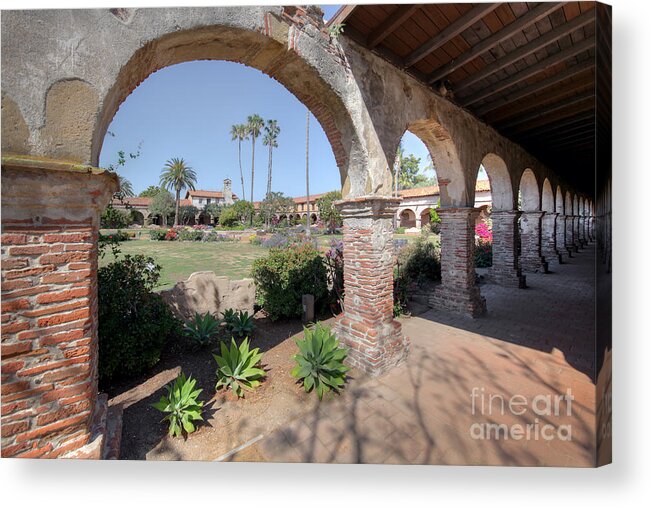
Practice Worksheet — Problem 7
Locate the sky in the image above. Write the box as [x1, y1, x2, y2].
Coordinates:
[98, 4, 436, 200]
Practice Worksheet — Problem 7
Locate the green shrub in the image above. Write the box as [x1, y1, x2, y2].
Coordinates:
[214, 338, 265, 398]
[222, 309, 254, 338]
[396, 237, 441, 288]
[474, 240, 493, 268]
[99, 230, 130, 243]
[184, 312, 221, 347]
[177, 228, 204, 241]
[98, 254, 180, 383]
[251, 244, 328, 320]
[101, 206, 130, 229]
[291, 323, 349, 399]
[149, 229, 168, 241]
[395, 227, 406, 234]
[152, 372, 204, 437]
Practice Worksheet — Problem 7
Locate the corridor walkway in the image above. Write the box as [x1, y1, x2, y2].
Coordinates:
[237, 245, 598, 466]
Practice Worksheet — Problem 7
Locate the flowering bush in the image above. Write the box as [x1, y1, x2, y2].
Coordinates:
[177, 228, 204, 241]
[475, 222, 493, 242]
[165, 229, 178, 241]
[474, 221, 493, 268]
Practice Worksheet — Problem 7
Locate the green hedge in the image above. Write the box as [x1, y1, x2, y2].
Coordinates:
[251, 244, 328, 320]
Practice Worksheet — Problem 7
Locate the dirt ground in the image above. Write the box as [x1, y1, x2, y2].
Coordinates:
[104, 311, 359, 461]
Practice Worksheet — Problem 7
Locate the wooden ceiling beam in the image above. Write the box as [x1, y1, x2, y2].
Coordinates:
[404, 3, 500, 69]
[427, 2, 567, 84]
[520, 121, 595, 142]
[367, 4, 421, 49]
[474, 59, 595, 116]
[459, 36, 595, 107]
[484, 78, 594, 124]
[455, 8, 596, 93]
[508, 111, 595, 137]
[497, 91, 594, 130]
[528, 128, 595, 147]
[326, 5, 356, 28]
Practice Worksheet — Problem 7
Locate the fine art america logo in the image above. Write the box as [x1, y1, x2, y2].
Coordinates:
[469, 387, 574, 441]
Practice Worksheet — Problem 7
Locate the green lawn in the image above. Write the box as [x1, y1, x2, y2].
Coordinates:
[99, 240, 267, 291]
[99, 231, 436, 292]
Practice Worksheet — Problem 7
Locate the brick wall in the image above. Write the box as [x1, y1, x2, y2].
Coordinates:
[1, 156, 117, 458]
[541, 212, 562, 265]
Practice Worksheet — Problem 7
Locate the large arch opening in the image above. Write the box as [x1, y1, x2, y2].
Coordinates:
[518, 169, 547, 273]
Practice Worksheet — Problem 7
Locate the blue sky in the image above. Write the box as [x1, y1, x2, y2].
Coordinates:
[99, 4, 434, 199]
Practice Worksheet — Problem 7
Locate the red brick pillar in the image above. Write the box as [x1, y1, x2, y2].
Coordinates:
[1, 156, 117, 458]
[571, 215, 582, 251]
[577, 215, 586, 246]
[429, 208, 486, 317]
[565, 215, 578, 253]
[334, 197, 409, 376]
[519, 211, 548, 273]
[490, 211, 526, 288]
[556, 214, 573, 258]
[541, 212, 562, 265]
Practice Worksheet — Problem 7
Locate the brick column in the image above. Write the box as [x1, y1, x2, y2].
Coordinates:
[577, 215, 586, 246]
[566, 214, 579, 253]
[572, 215, 583, 252]
[490, 211, 526, 288]
[556, 214, 572, 258]
[541, 212, 562, 265]
[1, 156, 117, 458]
[334, 197, 409, 376]
[429, 208, 486, 317]
[519, 211, 548, 273]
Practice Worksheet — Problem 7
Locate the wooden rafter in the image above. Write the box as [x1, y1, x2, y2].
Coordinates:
[404, 3, 500, 69]
[486, 78, 594, 124]
[509, 111, 596, 137]
[455, 8, 596, 93]
[459, 36, 595, 107]
[367, 5, 421, 49]
[326, 5, 356, 28]
[474, 59, 595, 117]
[497, 91, 594, 130]
[521, 121, 595, 141]
[497, 90, 595, 129]
[427, 2, 566, 84]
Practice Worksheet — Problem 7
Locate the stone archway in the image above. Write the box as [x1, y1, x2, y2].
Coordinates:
[399, 209, 416, 228]
[541, 178, 561, 265]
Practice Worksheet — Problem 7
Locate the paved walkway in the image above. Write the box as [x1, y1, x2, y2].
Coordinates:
[235, 244, 598, 466]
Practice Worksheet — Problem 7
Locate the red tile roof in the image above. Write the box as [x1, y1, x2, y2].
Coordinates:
[398, 179, 490, 198]
[185, 190, 239, 200]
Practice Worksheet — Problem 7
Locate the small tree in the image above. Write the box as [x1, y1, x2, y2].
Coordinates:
[233, 200, 255, 225]
[179, 205, 199, 225]
[316, 191, 343, 233]
[139, 185, 164, 198]
[260, 192, 294, 228]
[204, 202, 222, 224]
[149, 190, 176, 227]
[101, 207, 130, 229]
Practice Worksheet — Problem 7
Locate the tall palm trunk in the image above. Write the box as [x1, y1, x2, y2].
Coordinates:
[250, 139, 256, 225]
[174, 188, 181, 227]
[238, 139, 246, 202]
[265, 142, 273, 229]
[305, 111, 311, 238]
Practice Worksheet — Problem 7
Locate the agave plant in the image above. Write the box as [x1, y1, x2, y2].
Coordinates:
[183, 312, 221, 347]
[152, 372, 204, 437]
[221, 309, 255, 338]
[291, 323, 349, 399]
[214, 338, 265, 398]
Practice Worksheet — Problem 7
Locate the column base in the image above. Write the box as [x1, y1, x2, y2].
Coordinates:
[520, 257, 549, 274]
[429, 285, 487, 318]
[335, 316, 409, 377]
[491, 267, 527, 288]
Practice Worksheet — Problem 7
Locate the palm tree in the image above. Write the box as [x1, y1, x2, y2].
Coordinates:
[230, 123, 249, 202]
[117, 175, 134, 197]
[263, 119, 280, 228]
[159, 157, 197, 227]
[246, 114, 265, 214]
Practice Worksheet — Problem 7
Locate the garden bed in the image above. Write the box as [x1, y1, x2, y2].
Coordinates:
[104, 312, 357, 461]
